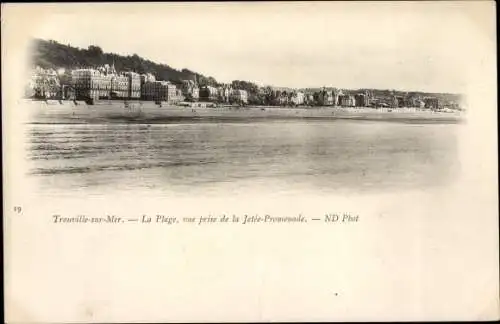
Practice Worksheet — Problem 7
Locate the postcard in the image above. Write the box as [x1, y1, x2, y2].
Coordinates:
[3, 2, 498, 322]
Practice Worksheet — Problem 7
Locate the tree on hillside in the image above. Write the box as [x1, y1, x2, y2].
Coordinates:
[87, 45, 103, 57]
[31, 38, 219, 84]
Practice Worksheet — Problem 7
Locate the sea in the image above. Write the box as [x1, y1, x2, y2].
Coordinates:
[27, 119, 460, 196]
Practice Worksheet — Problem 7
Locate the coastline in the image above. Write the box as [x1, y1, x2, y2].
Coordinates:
[23, 99, 464, 124]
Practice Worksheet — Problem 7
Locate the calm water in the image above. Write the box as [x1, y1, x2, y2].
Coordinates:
[27, 120, 460, 195]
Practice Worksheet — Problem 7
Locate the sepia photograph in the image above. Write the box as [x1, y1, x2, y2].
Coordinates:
[22, 6, 466, 196]
[3, 2, 498, 323]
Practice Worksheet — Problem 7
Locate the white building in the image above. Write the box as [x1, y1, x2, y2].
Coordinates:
[230, 89, 248, 104]
[290, 91, 305, 106]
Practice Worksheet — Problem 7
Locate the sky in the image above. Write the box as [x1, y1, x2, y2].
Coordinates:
[25, 2, 495, 93]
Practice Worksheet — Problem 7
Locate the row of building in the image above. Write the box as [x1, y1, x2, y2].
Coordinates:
[27, 65, 249, 105]
[265, 88, 449, 109]
[265, 89, 368, 107]
[26, 66, 61, 99]
[26, 66, 458, 109]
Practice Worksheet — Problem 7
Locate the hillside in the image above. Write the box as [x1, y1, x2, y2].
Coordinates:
[30, 38, 219, 86]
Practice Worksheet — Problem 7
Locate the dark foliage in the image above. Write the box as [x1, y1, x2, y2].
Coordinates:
[31, 38, 219, 85]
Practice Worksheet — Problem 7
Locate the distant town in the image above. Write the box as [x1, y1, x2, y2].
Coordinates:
[26, 39, 465, 111]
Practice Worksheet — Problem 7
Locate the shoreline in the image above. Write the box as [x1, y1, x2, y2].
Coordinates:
[23, 99, 465, 124]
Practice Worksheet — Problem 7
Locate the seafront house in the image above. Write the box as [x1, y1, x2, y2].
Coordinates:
[143, 80, 179, 103]
[290, 91, 305, 106]
[268, 88, 286, 106]
[199, 85, 219, 102]
[339, 94, 356, 107]
[304, 93, 315, 106]
[175, 89, 184, 103]
[332, 88, 341, 106]
[390, 95, 399, 108]
[217, 84, 232, 103]
[424, 97, 440, 109]
[71, 68, 104, 103]
[27, 66, 61, 99]
[354, 93, 368, 107]
[124, 72, 141, 100]
[140, 73, 156, 99]
[316, 88, 334, 106]
[348, 95, 356, 107]
[180, 79, 200, 102]
[229, 89, 249, 105]
[394, 95, 406, 108]
[110, 74, 129, 99]
[334, 89, 345, 106]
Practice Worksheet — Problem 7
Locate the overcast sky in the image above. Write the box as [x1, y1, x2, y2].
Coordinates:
[27, 2, 493, 93]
